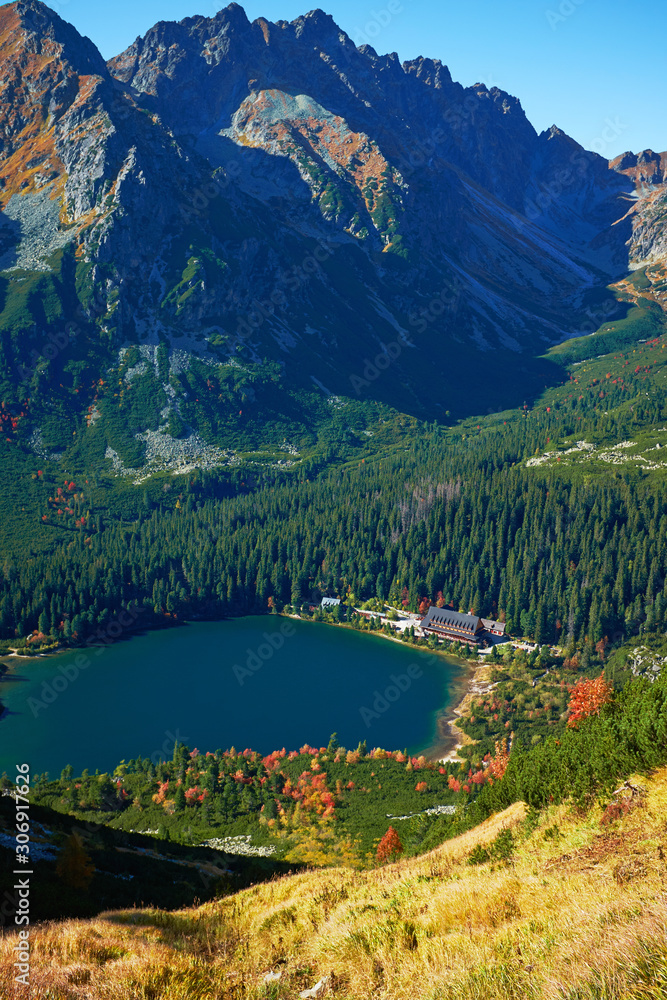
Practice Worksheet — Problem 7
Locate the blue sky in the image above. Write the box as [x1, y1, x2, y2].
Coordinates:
[51, 0, 665, 157]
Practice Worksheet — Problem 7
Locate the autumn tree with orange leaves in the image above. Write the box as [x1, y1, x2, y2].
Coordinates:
[486, 738, 510, 779]
[567, 674, 613, 728]
[377, 826, 403, 864]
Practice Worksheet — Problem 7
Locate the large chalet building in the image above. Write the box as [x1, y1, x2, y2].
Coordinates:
[420, 607, 507, 645]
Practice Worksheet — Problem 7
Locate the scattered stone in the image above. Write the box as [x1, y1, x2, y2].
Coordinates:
[0, 189, 75, 272]
[262, 970, 282, 984]
[199, 835, 276, 857]
[387, 804, 456, 820]
[627, 645, 666, 679]
[299, 976, 329, 999]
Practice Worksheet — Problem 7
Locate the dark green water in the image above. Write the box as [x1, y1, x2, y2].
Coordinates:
[0, 617, 465, 778]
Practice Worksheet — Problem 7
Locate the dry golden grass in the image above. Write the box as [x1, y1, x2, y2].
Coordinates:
[2, 770, 667, 999]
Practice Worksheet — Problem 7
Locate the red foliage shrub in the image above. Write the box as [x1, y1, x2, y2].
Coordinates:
[377, 826, 403, 864]
[488, 739, 510, 780]
[567, 674, 613, 728]
[600, 796, 638, 825]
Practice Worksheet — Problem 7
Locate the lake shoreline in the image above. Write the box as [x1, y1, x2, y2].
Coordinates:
[279, 612, 484, 761]
[0, 610, 483, 765]
[0, 616, 463, 779]
[435, 660, 498, 762]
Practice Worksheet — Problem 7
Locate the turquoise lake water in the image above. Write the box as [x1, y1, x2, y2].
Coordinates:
[0, 617, 465, 778]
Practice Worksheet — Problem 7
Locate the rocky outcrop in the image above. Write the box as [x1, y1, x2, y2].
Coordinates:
[103, 5, 638, 362]
[0, 0, 107, 158]
[611, 149, 666, 187]
[610, 148, 667, 266]
[0, 0, 659, 443]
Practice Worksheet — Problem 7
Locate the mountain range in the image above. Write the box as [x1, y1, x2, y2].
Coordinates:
[0, 0, 665, 471]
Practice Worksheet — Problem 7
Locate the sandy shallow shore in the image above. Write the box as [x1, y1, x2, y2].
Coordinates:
[436, 660, 498, 762]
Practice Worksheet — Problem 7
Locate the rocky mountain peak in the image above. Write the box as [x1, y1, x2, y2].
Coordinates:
[4, 0, 107, 76]
[292, 7, 339, 31]
[472, 84, 527, 121]
[201, 2, 253, 36]
[613, 150, 638, 170]
[402, 56, 453, 89]
[218, 2, 250, 21]
[0, 0, 655, 440]
[611, 148, 666, 186]
[544, 124, 568, 140]
[0, 0, 110, 194]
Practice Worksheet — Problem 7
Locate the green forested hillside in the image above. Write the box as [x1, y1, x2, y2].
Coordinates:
[2, 331, 667, 655]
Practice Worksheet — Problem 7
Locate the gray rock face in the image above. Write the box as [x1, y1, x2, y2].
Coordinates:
[0, 0, 108, 160]
[0, 0, 662, 439]
[636, 149, 664, 185]
[0, 188, 72, 270]
[610, 148, 667, 265]
[99, 4, 638, 360]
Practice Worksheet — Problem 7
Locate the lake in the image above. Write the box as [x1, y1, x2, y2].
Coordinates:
[0, 617, 466, 778]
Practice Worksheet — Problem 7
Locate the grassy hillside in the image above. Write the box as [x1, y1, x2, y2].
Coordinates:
[2, 770, 666, 999]
[1, 655, 666, 997]
[0, 795, 300, 924]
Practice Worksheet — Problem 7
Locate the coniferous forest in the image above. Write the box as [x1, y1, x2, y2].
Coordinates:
[2, 335, 667, 657]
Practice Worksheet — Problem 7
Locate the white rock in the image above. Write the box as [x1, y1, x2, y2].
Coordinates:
[262, 970, 282, 984]
[299, 976, 329, 999]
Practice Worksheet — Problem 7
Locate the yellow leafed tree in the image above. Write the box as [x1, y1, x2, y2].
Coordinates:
[56, 834, 95, 890]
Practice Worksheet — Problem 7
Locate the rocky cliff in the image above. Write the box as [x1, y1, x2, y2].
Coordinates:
[610, 149, 667, 266]
[0, 1, 663, 469]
